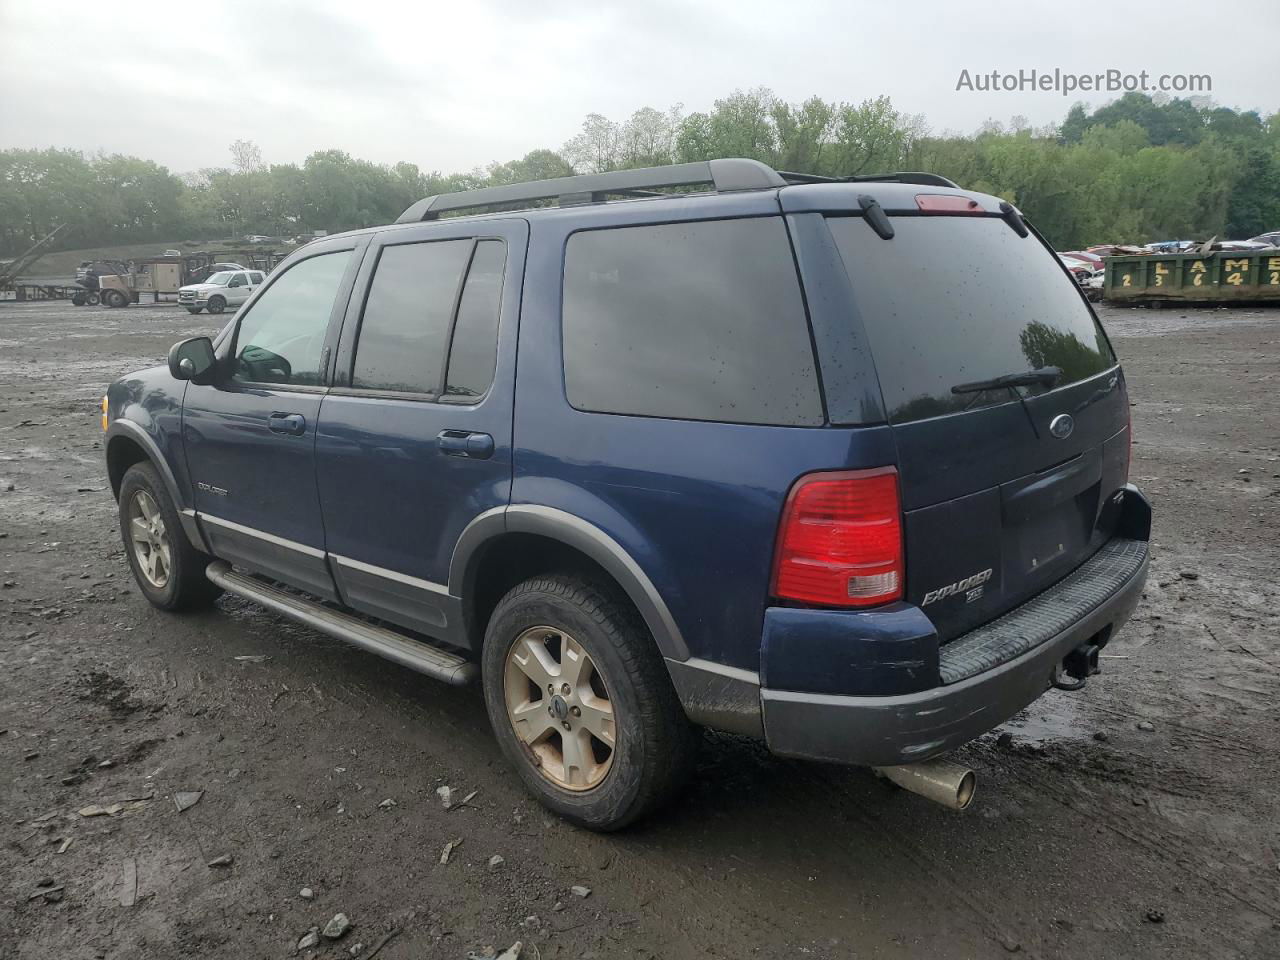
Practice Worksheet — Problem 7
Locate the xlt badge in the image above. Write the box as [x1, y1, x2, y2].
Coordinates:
[922, 568, 993, 606]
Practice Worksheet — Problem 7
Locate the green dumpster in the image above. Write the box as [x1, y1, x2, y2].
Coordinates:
[1104, 249, 1280, 303]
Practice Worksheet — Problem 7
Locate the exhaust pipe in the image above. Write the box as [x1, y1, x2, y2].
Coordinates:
[873, 759, 976, 811]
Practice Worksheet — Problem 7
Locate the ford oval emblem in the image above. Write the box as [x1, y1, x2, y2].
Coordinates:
[1049, 413, 1074, 439]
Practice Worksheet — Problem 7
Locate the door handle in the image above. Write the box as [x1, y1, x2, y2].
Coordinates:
[438, 429, 494, 459]
[268, 412, 306, 436]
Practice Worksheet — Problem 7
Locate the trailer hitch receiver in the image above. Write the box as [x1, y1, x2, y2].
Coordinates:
[1051, 641, 1101, 691]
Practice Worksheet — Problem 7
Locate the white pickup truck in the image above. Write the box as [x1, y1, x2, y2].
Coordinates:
[177, 268, 265, 315]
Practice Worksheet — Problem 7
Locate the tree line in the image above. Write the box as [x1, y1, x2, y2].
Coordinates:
[2, 90, 1277, 259]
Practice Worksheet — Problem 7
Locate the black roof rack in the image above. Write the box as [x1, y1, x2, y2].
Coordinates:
[395, 158, 787, 223]
[777, 170, 961, 189]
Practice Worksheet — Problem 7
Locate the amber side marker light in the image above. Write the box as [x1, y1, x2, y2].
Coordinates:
[101, 395, 108, 432]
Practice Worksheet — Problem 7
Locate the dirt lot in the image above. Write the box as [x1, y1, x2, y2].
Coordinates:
[2, 299, 1278, 960]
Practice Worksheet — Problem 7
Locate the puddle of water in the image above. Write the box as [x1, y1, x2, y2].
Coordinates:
[999, 691, 1092, 743]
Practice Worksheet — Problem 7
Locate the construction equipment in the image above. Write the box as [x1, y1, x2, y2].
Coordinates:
[0, 225, 67, 292]
[70, 249, 287, 307]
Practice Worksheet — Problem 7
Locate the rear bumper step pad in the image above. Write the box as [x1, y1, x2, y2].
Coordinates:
[939, 538, 1148, 685]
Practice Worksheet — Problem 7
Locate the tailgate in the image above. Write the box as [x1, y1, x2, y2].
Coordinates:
[827, 211, 1129, 640]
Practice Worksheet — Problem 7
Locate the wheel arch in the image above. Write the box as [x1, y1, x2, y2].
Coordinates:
[106, 421, 208, 553]
[451, 506, 690, 663]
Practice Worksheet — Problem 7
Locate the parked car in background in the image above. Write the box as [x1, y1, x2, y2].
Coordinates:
[104, 159, 1149, 830]
[176, 268, 264, 314]
[1058, 254, 1093, 282]
[1061, 250, 1103, 270]
[1248, 231, 1280, 248]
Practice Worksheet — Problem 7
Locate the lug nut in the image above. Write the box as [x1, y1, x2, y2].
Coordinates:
[561, 721, 571, 731]
[548, 683, 554, 693]
[570, 706, 581, 717]
[561, 683, 571, 695]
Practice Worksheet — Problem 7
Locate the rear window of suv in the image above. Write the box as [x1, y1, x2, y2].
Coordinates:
[829, 215, 1116, 424]
[562, 218, 823, 427]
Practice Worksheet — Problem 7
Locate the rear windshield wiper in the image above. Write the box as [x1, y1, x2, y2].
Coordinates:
[951, 366, 1062, 395]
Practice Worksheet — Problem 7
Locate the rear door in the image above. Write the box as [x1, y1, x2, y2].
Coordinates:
[314, 220, 526, 643]
[827, 212, 1129, 640]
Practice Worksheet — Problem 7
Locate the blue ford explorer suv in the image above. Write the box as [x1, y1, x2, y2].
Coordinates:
[103, 159, 1150, 830]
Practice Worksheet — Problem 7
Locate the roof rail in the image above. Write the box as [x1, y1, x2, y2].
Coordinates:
[777, 170, 960, 189]
[395, 158, 787, 223]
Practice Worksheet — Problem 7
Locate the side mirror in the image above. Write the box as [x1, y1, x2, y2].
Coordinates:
[168, 336, 217, 382]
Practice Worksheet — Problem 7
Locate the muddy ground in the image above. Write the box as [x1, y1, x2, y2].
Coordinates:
[1, 299, 1278, 960]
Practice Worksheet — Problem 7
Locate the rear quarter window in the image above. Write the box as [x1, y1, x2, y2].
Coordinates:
[562, 217, 823, 427]
[828, 215, 1116, 424]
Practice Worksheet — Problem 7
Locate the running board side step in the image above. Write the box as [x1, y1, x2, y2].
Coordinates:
[206, 561, 477, 686]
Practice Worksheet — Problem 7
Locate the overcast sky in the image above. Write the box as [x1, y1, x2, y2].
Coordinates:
[1, 0, 1275, 176]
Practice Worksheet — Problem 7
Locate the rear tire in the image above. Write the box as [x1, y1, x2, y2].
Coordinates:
[118, 462, 221, 611]
[482, 574, 696, 831]
[103, 289, 128, 308]
[206, 296, 226, 315]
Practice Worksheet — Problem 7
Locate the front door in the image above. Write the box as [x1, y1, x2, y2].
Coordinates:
[224, 270, 258, 306]
[315, 220, 527, 643]
[183, 240, 365, 599]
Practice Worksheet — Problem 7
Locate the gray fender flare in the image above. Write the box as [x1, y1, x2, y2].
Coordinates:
[106, 419, 208, 553]
[449, 504, 690, 662]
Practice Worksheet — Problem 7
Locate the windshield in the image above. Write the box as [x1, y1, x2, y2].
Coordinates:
[205, 271, 233, 285]
[829, 215, 1116, 424]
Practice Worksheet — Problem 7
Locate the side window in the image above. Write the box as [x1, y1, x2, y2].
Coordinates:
[228, 273, 246, 288]
[562, 218, 823, 426]
[250, 272, 265, 284]
[232, 250, 352, 386]
[351, 240, 471, 394]
[443, 240, 506, 400]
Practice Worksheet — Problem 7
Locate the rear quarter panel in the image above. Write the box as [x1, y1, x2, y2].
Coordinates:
[512, 197, 894, 672]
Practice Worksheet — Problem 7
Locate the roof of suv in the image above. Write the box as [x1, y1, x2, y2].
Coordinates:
[403, 158, 1010, 224]
[311, 158, 1014, 247]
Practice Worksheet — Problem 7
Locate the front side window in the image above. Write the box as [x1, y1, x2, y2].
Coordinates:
[232, 250, 352, 386]
[562, 218, 823, 426]
[206, 271, 232, 286]
[351, 239, 472, 394]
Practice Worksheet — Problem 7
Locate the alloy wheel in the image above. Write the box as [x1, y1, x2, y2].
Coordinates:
[503, 626, 616, 791]
[128, 490, 171, 588]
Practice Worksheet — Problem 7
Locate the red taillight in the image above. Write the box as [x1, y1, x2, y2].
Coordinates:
[915, 193, 983, 214]
[771, 467, 904, 608]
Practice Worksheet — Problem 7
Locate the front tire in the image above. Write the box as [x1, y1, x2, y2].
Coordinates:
[118, 462, 221, 611]
[186, 306, 204, 314]
[206, 295, 226, 315]
[482, 574, 696, 831]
